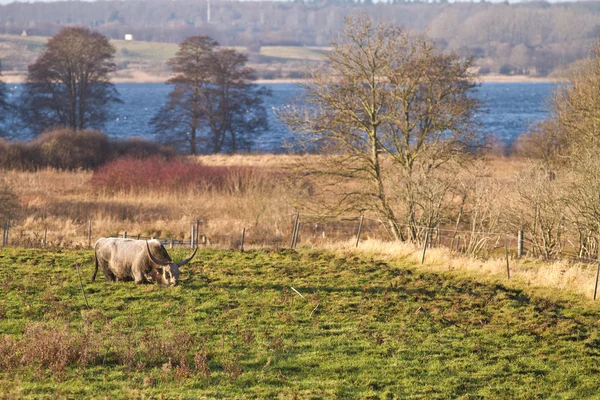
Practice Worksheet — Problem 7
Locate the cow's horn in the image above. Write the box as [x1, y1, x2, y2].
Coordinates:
[177, 246, 198, 268]
[146, 240, 169, 266]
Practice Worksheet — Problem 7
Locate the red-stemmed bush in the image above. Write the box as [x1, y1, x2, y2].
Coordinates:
[89, 156, 281, 194]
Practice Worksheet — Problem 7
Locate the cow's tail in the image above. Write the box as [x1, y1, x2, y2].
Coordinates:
[92, 250, 99, 282]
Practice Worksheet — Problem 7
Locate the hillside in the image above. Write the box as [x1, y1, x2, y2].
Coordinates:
[2, 1, 600, 77]
[0, 34, 325, 81]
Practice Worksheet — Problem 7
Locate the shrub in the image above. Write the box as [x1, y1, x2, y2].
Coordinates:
[89, 156, 280, 194]
[36, 128, 111, 170]
[113, 137, 175, 160]
[0, 130, 176, 171]
[0, 182, 20, 221]
[0, 139, 42, 171]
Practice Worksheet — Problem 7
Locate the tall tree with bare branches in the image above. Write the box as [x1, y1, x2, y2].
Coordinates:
[282, 14, 481, 241]
[18, 27, 120, 134]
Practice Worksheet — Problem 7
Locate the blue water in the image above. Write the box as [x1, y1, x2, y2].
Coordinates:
[4, 82, 556, 151]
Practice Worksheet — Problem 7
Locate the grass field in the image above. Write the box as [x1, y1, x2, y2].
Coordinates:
[1, 246, 600, 398]
[0, 34, 325, 81]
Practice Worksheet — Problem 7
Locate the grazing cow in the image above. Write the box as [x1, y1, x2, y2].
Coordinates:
[92, 238, 197, 286]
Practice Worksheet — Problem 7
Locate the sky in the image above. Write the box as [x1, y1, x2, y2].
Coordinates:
[0, 0, 585, 4]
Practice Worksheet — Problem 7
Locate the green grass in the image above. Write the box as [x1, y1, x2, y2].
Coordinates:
[0, 34, 324, 67]
[259, 46, 325, 61]
[1, 247, 600, 398]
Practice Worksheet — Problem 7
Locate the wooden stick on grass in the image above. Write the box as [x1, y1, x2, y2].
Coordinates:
[75, 263, 90, 309]
[290, 286, 305, 299]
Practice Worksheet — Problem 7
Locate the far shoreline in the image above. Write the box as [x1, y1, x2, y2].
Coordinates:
[1, 73, 560, 84]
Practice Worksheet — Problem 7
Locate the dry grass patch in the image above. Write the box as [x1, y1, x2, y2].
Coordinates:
[324, 239, 600, 300]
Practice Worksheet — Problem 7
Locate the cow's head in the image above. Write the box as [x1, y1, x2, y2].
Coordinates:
[146, 241, 197, 286]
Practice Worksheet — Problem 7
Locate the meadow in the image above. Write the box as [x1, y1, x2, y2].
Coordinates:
[1, 245, 600, 398]
[0, 34, 324, 82]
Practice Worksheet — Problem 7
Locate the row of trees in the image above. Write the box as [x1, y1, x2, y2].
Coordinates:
[0, 27, 269, 154]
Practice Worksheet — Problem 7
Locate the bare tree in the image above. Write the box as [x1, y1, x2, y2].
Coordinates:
[282, 14, 480, 240]
[18, 27, 120, 134]
[0, 61, 9, 135]
[152, 36, 269, 154]
[546, 42, 600, 256]
[0, 182, 19, 223]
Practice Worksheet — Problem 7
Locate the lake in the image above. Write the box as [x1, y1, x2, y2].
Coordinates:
[4, 81, 556, 152]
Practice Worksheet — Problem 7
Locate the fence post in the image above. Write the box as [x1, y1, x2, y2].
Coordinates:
[504, 234, 511, 280]
[195, 220, 200, 247]
[2, 219, 9, 247]
[191, 225, 195, 248]
[123, 231, 127, 239]
[436, 228, 440, 247]
[290, 213, 300, 249]
[456, 236, 461, 252]
[517, 231, 524, 258]
[87, 220, 92, 249]
[421, 230, 430, 264]
[241, 228, 246, 252]
[292, 217, 301, 249]
[355, 215, 365, 248]
[594, 264, 600, 301]
[43, 228, 48, 248]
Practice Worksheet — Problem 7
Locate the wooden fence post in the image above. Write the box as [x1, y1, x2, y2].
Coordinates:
[123, 231, 127, 239]
[241, 228, 246, 252]
[43, 228, 47, 248]
[292, 217, 301, 249]
[421, 231, 430, 264]
[504, 234, 511, 280]
[456, 236, 461, 252]
[290, 213, 300, 249]
[195, 220, 200, 247]
[594, 264, 600, 301]
[87, 220, 92, 249]
[2, 220, 9, 247]
[517, 231, 524, 258]
[190, 225, 195, 248]
[355, 215, 365, 248]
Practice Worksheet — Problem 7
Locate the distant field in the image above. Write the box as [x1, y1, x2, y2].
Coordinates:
[0, 34, 325, 80]
[1, 246, 600, 398]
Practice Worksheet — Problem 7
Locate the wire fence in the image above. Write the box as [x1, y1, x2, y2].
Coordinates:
[3, 213, 600, 288]
[5, 213, 600, 298]
[0, 213, 593, 259]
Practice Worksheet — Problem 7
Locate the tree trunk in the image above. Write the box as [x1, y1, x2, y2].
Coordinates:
[371, 129, 402, 241]
[190, 127, 197, 155]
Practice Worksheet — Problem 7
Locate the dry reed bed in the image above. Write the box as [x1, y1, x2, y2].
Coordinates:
[2, 155, 301, 243]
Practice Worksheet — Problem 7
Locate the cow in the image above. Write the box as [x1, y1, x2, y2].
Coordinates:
[92, 238, 197, 286]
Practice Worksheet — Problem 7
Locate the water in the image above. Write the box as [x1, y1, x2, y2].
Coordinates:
[4, 81, 556, 151]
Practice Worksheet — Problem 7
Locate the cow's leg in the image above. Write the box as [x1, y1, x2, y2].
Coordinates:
[132, 264, 148, 284]
[104, 269, 116, 282]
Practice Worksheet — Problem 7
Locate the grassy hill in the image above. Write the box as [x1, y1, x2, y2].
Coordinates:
[1, 246, 599, 398]
[0, 34, 325, 81]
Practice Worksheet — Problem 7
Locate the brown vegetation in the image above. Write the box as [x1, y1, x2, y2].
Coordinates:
[0, 128, 173, 171]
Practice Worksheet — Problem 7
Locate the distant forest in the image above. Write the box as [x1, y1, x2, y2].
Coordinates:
[2, 0, 600, 76]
